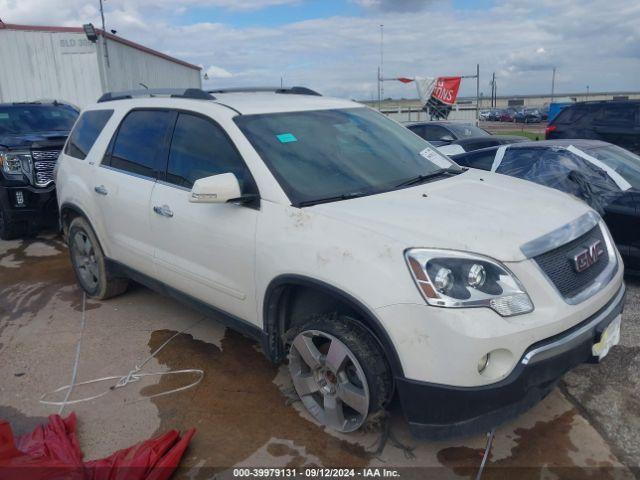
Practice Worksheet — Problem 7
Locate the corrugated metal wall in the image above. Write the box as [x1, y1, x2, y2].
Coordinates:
[0, 30, 103, 107]
[0, 29, 202, 107]
[98, 38, 201, 93]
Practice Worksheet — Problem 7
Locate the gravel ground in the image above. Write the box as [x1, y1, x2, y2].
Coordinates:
[0, 235, 638, 477]
[562, 276, 640, 472]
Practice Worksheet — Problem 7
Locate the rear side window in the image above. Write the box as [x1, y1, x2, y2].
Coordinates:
[454, 149, 496, 170]
[108, 110, 174, 178]
[554, 105, 590, 124]
[407, 125, 425, 139]
[596, 104, 638, 125]
[423, 125, 452, 141]
[65, 110, 113, 160]
[166, 113, 250, 189]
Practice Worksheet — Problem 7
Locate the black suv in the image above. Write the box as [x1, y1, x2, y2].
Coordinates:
[546, 100, 640, 154]
[0, 102, 78, 239]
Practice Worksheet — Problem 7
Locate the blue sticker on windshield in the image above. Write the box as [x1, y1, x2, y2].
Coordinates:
[277, 133, 297, 143]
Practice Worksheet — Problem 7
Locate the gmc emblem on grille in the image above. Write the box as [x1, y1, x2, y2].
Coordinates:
[572, 240, 605, 272]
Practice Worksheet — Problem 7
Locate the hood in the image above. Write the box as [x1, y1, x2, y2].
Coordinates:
[311, 169, 592, 262]
[0, 131, 69, 150]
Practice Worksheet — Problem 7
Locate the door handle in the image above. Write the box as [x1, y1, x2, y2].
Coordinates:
[153, 205, 174, 218]
[94, 185, 108, 195]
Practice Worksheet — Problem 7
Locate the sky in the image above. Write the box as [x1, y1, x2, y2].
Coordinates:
[1, 0, 639, 100]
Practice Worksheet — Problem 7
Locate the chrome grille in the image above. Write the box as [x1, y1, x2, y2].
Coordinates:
[31, 150, 60, 187]
[534, 225, 609, 299]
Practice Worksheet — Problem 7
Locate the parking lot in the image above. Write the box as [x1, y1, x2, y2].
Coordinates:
[1, 233, 638, 478]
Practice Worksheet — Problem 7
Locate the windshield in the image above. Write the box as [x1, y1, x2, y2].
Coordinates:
[0, 104, 78, 135]
[235, 107, 459, 205]
[583, 144, 640, 190]
[446, 123, 489, 138]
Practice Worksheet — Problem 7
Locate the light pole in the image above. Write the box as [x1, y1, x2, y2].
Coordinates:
[378, 24, 384, 111]
[551, 67, 556, 102]
[586, 85, 590, 100]
[99, 0, 110, 68]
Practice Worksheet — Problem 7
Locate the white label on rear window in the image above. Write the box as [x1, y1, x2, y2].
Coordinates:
[420, 147, 452, 168]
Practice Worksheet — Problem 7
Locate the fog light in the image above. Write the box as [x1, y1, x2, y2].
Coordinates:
[477, 353, 490, 373]
[15, 190, 25, 207]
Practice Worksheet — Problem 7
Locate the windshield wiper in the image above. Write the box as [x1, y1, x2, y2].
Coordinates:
[394, 167, 465, 189]
[297, 191, 369, 207]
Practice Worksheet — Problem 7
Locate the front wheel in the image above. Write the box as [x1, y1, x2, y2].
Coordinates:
[287, 314, 392, 433]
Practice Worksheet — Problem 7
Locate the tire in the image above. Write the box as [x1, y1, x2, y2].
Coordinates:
[0, 205, 23, 240]
[68, 216, 129, 299]
[286, 313, 392, 433]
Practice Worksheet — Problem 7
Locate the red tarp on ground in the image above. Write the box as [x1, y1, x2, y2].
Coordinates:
[0, 413, 195, 480]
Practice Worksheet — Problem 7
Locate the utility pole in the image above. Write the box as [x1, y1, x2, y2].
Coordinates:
[98, 0, 110, 68]
[379, 24, 384, 110]
[476, 63, 480, 123]
[551, 67, 556, 102]
[586, 85, 590, 100]
[491, 72, 496, 107]
[377, 67, 381, 111]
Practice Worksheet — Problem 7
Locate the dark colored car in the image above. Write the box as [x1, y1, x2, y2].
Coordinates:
[452, 139, 640, 273]
[499, 108, 517, 122]
[514, 108, 542, 123]
[405, 121, 489, 146]
[540, 105, 550, 121]
[0, 102, 78, 239]
[487, 109, 502, 121]
[438, 135, 527, 156]
[546, 100, 640, 155]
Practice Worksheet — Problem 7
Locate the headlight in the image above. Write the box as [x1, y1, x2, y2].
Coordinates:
[405, 248, 534, 317]
[0, 151, 32, 176]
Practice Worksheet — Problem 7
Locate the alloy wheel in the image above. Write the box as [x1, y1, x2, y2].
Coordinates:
[289, 330, 370, 432]
[71, 230, 99, 290]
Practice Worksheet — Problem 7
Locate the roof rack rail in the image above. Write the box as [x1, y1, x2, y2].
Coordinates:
[97, 88, 216, 103]
[207, 86, 322, 96]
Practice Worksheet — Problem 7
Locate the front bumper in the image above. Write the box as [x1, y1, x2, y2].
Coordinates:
[0, 184, 58, 231]
[395, 283, 625, 440]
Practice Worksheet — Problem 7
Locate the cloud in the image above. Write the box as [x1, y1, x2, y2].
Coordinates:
[1, 0, 638, 99]
[352, 0, 438, 12]
[204, 65, 234, 78]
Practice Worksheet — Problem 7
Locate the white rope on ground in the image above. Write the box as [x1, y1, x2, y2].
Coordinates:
[41, 294, 205, 410]
[475, 428, 496, 480]
[58, 292, 87, 415]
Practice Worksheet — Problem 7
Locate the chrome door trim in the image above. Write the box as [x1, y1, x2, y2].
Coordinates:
[100, 164, 157, 182]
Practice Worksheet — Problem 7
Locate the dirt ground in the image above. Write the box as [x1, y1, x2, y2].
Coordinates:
[1, 234, 638, 479]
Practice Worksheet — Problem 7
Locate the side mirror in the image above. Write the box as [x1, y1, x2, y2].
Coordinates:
[189, 173, 241, 204]
[440, 135, 455, 143]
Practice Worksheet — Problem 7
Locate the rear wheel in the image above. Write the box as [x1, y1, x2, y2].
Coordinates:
[287, 313, 392, 432]
[68, 216, 128, 299]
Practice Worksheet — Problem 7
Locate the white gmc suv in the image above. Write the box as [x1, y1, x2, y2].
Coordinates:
[56, 87, 625, 439]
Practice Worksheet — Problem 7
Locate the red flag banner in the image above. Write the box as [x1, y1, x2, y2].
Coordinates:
[396, 77, 414, 84]
[432, 77, 462, 105]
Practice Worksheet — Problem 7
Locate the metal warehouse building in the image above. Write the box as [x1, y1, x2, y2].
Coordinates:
[0, 23, 202, 107]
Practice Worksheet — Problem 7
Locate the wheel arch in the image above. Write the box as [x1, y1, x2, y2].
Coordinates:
[59, 202, 109, 258]
[60, 202, 91, 236]
[263, 274, 404, 379]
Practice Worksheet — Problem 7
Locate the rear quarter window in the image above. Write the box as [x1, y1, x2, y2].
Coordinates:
[554, 106, 587, 124]
[595, 104, 639, 125]
[65, 110, 114, 160]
